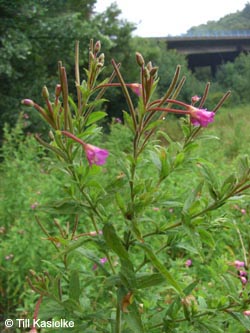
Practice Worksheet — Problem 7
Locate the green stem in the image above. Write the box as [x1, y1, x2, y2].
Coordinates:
[115, 299, 122, 333]
[71, 214, 79, 240]
[233, 219, 247, 266]
[90, 214, 99, 234]
[107, 253, 116, 274]
[75, 41, 82, 115]
[111, 59, 137, 130]
[35, 216, 60, 252]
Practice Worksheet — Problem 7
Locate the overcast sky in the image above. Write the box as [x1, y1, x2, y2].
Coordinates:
[94, 0, 248, 37]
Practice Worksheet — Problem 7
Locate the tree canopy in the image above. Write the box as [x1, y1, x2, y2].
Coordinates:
[0, 1, 250, 140]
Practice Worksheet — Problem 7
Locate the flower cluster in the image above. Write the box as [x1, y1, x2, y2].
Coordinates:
[232, 260, 248, 286]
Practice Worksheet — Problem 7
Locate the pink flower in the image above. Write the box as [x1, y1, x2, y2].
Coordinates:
[235, 260, 245, 269]
[185, 259, 192, 267]
[191, 95, 201, 104]
[21, 99, 35, 107]
[241, 209, 246, 215]
[100, 257, 108, 264]
[61, 131, 109, 167]
[89, 230, 103, 236]
[83, 143, 109, 167]
[128, 83, 142, 96]
[188, 106, 215, 127]
[93, 257, 108, 270]
[31, 202, 39, 210]
[114, 117, 122, 124]
[244, 310, 250, 316]
[150, 99, 215, 128]
[240, 276, 248, 285]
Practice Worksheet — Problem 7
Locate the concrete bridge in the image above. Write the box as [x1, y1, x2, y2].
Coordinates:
[154, 31, 250, 75]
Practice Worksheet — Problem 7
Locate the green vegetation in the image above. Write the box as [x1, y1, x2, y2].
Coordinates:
[1, 1, 250, 140]
[1, 1, 250, 332]
[1, 37, 250, 331]
[187, 2, 250, 33]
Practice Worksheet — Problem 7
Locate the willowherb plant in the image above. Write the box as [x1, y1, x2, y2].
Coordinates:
[22, 40, 250, 332]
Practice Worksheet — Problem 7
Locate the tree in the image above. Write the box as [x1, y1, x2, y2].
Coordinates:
[0, 0, 135, 139]
[216, 52, 250, 104]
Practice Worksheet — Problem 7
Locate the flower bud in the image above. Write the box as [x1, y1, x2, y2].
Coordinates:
[185, 259, 192, 267]
[240, 276, 247, 285]
[98, 53, 105, 65]
[234, 260, 245, 269]
[42, 86, 49, 99]
[150, 66, 158, 77]
[22, 99, 35, 107]
[191, 95, 201, 104]
[94, 40, 101, 53]
[136, 52, 144, 67]
[48, 131, 55, 140]
[55, 84, 62, 97]
[89, 51, 95, 60]
[143, 67, 150, 80]
[146, 61, 153, 71]
[244, 310, 250, 316]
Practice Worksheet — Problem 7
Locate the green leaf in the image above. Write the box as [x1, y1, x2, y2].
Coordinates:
[39, 298, 66, 320]
[103, 223, 129, 261]
[225, 312, 250, 330]
[123, 110, 135, 133]
[161, 200, 183, 208]
[149, 150, 161, 170]
[198, 228, 215, 248]
[174, 152, 185, 168]
[137, 243, 183, 295]
[69, 270, 80, 303]
[124, 302, 145, 333]
[159, 148, 172, 178]
[198, 163, 220, 199]
[115, 193, 126, 214]
[85, 111, 107, 126]
[196, 320, 224, 333]
[220, 174, 237, 197]
[68, 95, 78, 115]
[76, 247, 110, 276]
[135, 273, 165, 289]
[183, 181, 204, 214]
[157, 130, 174, 144]
[40, 199, 89, 214]
[103, 223, 136, 289]
[184, 280, 200, 296]
[237, 154, 250, 181]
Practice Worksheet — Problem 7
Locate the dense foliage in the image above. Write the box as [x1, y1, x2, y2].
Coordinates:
[187, 2, 250, 34]
[1, 1, 250, 141]
[0, 0, 135, 138]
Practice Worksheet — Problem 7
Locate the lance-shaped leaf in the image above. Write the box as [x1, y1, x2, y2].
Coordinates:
[137, 243, 183, 295]
[225, 312, 250, 330]
[103, 223, 136, 289]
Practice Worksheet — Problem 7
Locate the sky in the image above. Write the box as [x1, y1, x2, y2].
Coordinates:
[94, 0, 248, 37]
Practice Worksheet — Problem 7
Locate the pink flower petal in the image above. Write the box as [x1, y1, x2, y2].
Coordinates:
[84, 143, 109, 166]
[189, 107, 215, 127]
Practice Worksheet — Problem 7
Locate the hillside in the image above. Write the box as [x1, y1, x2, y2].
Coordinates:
[186, 2, 250, 34]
